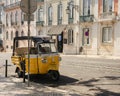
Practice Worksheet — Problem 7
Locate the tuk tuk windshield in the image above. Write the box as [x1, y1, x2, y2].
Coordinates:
[38, 43, 57, 53]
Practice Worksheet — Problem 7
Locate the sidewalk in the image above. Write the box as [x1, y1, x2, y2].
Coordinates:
[0, 65, 69, 96]
[60, 54, 120, 60]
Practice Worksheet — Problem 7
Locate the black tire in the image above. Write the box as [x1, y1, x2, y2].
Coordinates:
[49, 71, 60, 81]
[17, 68, 23, 78]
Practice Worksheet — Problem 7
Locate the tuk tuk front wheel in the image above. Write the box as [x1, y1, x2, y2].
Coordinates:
[49, 71, 60, 81]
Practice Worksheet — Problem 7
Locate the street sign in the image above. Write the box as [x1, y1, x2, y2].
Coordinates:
[20, 0, 37, 14]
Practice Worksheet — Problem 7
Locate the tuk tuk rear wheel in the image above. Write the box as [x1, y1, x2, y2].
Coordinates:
[16, 68, 23, 78]
[49, 71, 60, 81]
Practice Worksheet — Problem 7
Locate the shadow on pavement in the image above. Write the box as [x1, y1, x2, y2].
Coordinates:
[100, 76, 120, 80]
[95, 87, 120, 96]
[28, 74, 79, 87]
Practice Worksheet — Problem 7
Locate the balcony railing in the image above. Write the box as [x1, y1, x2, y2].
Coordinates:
[58, 19, 62, 25]
[48, 20, 52, 26]
[37, 0, 44, 2]
[80, 15, 94, 22]
[36, 21, 44, 26]
[4, 1, 20, 10]
[68, 18, 73, 24]
[100, 12, 116, 20]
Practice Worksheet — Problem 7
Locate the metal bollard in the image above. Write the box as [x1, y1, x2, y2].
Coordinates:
[5, 60, 8, 77]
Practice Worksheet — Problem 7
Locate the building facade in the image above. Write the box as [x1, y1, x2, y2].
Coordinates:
[4, 0, 36, 52]
[1, 0, 120, 56]
[0, 0, 5, 51]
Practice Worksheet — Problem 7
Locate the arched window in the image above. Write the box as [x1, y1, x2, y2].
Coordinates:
[21, 12, 24, 24]
[48, 4, 52, 25]
[38, 7, 44, 21]
[38, 31, 41, 35]
[6, 31, 9, 40]
[15, 31, 18, 37]
[15, 11, 18, 25]
[58, 2, 62, 24]
[6, 14, 8, 26]
[68, 0, 74, 23]
[83, 0, 91, 15]
[11, 31, 13, 40]
[11, 12, 13, 25]
[68, 29, 73, 44]
[21, 31, 24, 36]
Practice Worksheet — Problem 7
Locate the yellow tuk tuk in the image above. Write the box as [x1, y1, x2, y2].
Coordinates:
[11, 36, 61, 81]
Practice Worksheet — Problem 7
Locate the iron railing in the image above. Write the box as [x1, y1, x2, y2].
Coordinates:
[36, 21, 44, 26]
[80, 15, 94, 22]
[37, 0, 44, 2]
[4, 1, 20, 10]
[68, 18, 73, 24]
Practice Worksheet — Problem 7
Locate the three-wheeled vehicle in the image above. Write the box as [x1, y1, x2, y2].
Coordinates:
[11, 36, 61, 81]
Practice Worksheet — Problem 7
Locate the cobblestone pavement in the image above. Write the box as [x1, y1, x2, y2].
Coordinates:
[0, 53, 120, 96]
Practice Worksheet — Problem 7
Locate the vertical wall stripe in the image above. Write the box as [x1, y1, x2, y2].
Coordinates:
[114, 0, 118, 15]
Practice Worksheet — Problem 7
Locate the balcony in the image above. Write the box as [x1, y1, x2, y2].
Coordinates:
[0, 21, 2, 25]
[80, 15, 94, 22]
[58, 19, 62, 25]
[99, 12, 116, 21]
[36, 21, 44, 26]
[37, 0, 44, 2]
[4, 1, 20, 11]
[48, 20, 52, 26]
[68, 18, 73, 24]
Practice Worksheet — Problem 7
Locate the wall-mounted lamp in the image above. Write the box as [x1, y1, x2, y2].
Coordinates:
[66, 6, 70, 14]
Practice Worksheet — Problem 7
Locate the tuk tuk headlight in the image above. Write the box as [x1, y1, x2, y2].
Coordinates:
[59, 57, 62, 61]
[42, 58, 47, 63]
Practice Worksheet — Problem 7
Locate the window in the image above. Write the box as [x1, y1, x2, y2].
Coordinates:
[21, 31, 24, 36]
[38, 7, 44, 21]
[6, 14, 8, 26]
[38, 31, 41, 35]
[0, 8, 2, 23]
[82, 28, 90, 45]
[102, 27, 112, 43]
[58, 3, 62, 24]
[11, 12, 13, 25]
[10, 0, 13, 4]
[69, 1, 74, 19]
[15, 31, 18, 37]
[6, 31, 8, 40]
[48, 5, 52, 25]
[0, 28, 2, 34]
[103, 0, 113, 13]
[15, 11, 18, 25]
[21, 12, 24, 24]
[11, 31, 13, 40]
[83, 0, 91, 15]
[68, 29, 73, 44]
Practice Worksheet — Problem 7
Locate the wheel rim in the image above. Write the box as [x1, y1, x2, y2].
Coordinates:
[51, 71, 59, 81]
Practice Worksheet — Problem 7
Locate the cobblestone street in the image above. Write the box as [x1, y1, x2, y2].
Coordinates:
[0, 53, 120, 96]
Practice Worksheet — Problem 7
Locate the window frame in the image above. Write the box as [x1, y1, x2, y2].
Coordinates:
[103, 0, 114, 13]
[82, 28, 90, 46]
[83, 0, 91, 15]
[48, 5, 52, 25]
[57, 2, 62, 25]
[68, 29, 74, 45]
[102, 27, 112, 43]
[38, 7, 44, 22]
[6, 31, 9, 40]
